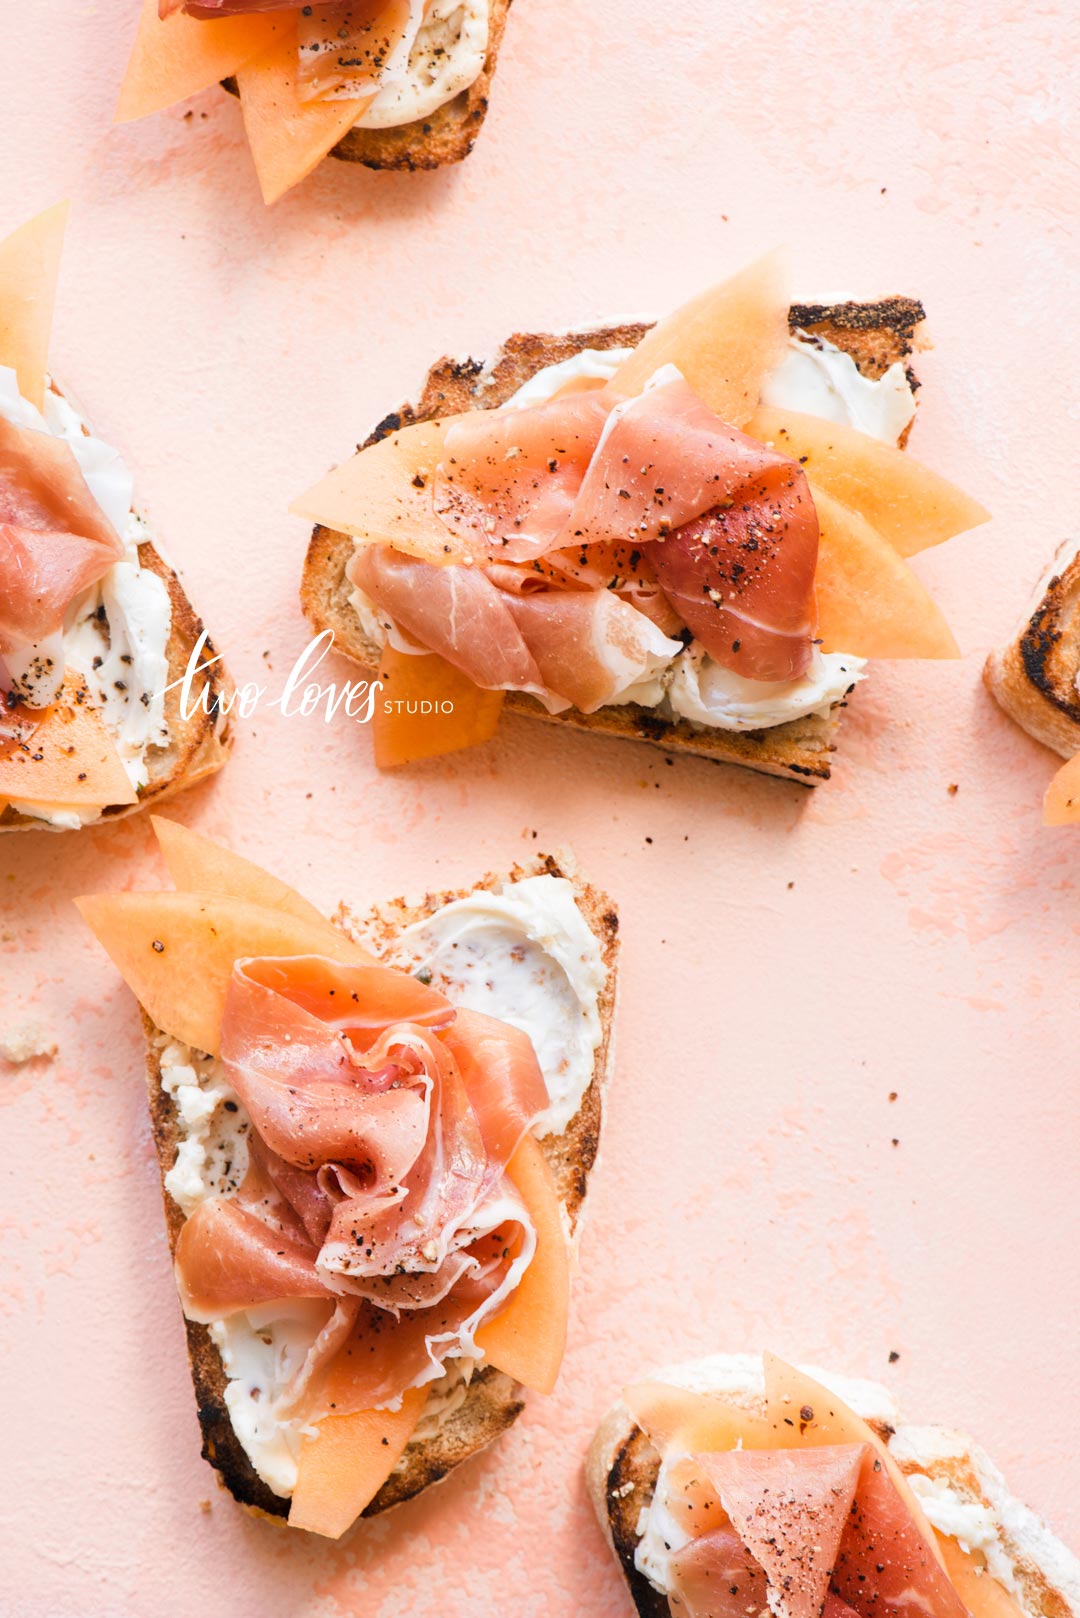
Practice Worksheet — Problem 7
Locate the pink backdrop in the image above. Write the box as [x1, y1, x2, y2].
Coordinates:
[1, 3, 1077, 1614]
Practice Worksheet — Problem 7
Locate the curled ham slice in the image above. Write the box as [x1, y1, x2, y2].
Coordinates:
[352, 545, 681, 713]
[0, 417, 124, 704]
[434, 391, 611, 564]
[159, 1, 303, 15]
[173, 952, 549, 1419]
[424, 372, 818, 683]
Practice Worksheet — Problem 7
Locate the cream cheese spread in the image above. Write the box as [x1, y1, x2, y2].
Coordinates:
[352, 0, 489, 129]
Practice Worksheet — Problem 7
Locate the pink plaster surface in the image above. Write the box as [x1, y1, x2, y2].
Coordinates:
[1, 2, 1078, 1614]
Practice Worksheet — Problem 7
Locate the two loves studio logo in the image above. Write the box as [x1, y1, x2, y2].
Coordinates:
[159, 629, 458, 723]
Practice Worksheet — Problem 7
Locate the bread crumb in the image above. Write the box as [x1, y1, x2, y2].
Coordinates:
[0, 1024, 58, 1064]
[199, 1499, 212, 1514]
[947, 783, 959, 796]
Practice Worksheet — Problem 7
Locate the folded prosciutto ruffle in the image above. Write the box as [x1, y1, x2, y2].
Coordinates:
[174, 954, 549, 1416]
[424, 371, 819, 684]
[0, 416, 124, 706]
[349, 546, 683, 714]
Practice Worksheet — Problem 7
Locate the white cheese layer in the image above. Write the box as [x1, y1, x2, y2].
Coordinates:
[157, 874, 597, 1497]
[390, 874, 606, 1138]
[667, 645, 865, 732]
[0, 368, 173, 826]
[761, 331, 917, 444]
[352, 0, 489, 129]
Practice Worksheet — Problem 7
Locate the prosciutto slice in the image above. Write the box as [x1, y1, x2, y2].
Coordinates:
[0, 417, 124, 705]
[351, 545, 681, 712]
[423, 371, 818, 683]
[173, 952, 549, 1419]
[433, 391, 611, 564]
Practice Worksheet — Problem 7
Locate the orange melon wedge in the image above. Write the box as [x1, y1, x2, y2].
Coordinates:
[289, 1386, 426, 1539]
[237, 23, 373, 205]
[373, 645, 505, 767]
[936, 1532, 1028, 1618]
[813, 486, 960, 659]
[613, 251, 790, 428]
[0, 680, 136, 810]
[150, 815, 335, 929]
[74, 890, 374, 1054]
[116, 0, 283, 123]
[748, 406, 990, 557]
[291, 416, 476, 566]
[1043, 753, 1080, 825]
[473, 1135, 569, 1396]
[762, 1354, 946, 1567]
[0, 200, 68, 413]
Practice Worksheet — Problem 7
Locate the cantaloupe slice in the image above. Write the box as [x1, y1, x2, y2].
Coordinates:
[373, 645, 505, 767]
[74, 890, 374, 1054]
[472, 1135, 569, 1395]
[622, 1381, 775, 1456]
[116, 0, 283, 123]
[1043, 753, 1080, 825]
[748, 407, 989, 557]
[936, 1532, 1028, 1618]
[150, 815, 335, 929]
[288, 1386, 427, 1539]
[813, 486, 960, 660]
[291, 416, 476, 566]
[0, 680, 136, 809]
[237, 23, 373, 206]
[762, 1355, 946, 1567]
[613, 252, 790, 427]
[0, 201, 68, 413]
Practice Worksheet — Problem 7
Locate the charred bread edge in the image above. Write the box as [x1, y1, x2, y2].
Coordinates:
[584, 1354, 1080, 1618]
[983, 538, 1080, 760]
[221, 0, 513, 174]
[299, 298, 925, 785]
[143, 848, 618, 1525]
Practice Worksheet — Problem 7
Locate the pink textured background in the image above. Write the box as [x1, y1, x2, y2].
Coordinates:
[1, 3, 1078, 1614]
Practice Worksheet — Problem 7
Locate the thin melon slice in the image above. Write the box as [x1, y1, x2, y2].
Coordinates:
[288, 1387, 426, 1538]
[613, 252, 790, 427]
[150, 815, 336, 930]
[74, 890, 373, 1054]
[748, 407, 989, 557]
[1043, 753, 1080, 825]
[237, 23, 373, 206]
[936, 1532, 1028, 1618]
[0, 201, 68, 412]
[813, 486, 960, 659]
[373, 645, 505, 767]
[0, 679, 136, 808]
[622, 1381, 774, 1457]
[116, 0, 283, 123]
[473, 1135, 569, 1395]
[762, 1354, 945, 1567]
[292, 416, 476, 565]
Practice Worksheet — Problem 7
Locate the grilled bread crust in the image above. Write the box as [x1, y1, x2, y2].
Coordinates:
[984, 539, 1080, 759]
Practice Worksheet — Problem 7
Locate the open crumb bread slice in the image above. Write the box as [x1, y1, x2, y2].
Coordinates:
[143, 850, 618, 1524]
[984, 538, 1080, 759]
[300, 297, 925, 784]
[586, 1353, 1080, 1618]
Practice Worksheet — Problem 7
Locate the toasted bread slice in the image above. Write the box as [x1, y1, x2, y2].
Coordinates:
[0, 387, 233, 834]
[300, 298, 924, 784]
[984, 539, 1080, 759]
[222, 0, 513, 173]
[587, 1354, 1080, 1618]
[143, 851, 618, 1524]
